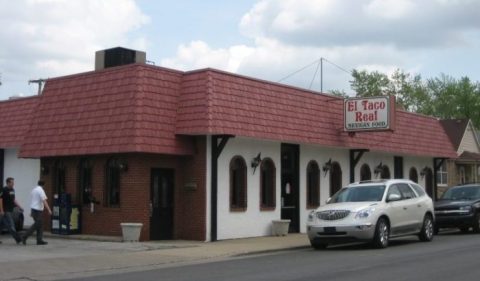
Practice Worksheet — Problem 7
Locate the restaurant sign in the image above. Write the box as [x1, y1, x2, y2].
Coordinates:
[344, 96, 395, 132]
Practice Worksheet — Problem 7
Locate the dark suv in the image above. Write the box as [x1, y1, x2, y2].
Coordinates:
[434, 184, 480, 233]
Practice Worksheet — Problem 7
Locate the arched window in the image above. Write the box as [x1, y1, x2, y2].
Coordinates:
[381, 165, 391, 179]
[53, 160, 66, 196]
[260, 158, 276, 210]
[78, 158, 93, 205]
[230, 156, 247, 211]
[360, 164, 371, 181]
[105, 158, 121, 206]
[330, 162, 342, 196]
[306, 161, 320, 208]
[409, 167, 418, 183]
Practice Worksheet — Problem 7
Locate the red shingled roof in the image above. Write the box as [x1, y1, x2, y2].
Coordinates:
[0, 96, 39, 148]
[178, 69, 456, 158]
[19, 64, 456, 158]
[20, 64, 194, 157]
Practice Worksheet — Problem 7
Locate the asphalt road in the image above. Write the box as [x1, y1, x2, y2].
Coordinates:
[66, 231, 480, 281]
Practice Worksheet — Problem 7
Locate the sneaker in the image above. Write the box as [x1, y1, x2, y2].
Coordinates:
[36, 241, 48, 245]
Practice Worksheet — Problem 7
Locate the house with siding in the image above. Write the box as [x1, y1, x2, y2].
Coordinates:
[440, 119, 480, 196]
[2, 47, 458, 241]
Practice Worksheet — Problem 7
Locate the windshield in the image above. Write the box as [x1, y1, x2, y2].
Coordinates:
[329, 185, 386, 203]
[440, 186, 480, 200]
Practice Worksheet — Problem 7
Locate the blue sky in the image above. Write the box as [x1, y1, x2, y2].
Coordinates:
[1, 0, 480, 100]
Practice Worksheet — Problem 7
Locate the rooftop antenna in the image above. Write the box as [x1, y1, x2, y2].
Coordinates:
[28, 78, 46, 95]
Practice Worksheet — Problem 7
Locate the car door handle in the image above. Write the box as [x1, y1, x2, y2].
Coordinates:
[403, 207, 408, 210]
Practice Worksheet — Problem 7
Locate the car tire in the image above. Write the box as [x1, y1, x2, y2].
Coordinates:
[372, 217, 389, 249]
[419, 214, 434, 242]
[310, 240, 328, 250]
[472, 213, 480, 233]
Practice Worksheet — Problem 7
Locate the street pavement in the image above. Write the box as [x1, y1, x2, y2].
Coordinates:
[0, 232, 309, 281]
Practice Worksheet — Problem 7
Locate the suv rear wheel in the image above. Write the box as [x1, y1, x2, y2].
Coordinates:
[373, 218, 389, 249]
[419, 214, 434, 241]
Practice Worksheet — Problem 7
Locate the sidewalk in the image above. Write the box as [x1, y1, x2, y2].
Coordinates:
[0, 233, 309, 281]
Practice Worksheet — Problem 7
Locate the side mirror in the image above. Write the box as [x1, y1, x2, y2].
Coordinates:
[387, 193, 402, 202]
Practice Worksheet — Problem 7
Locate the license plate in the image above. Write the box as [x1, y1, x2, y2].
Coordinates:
[324, 227, 336, 233]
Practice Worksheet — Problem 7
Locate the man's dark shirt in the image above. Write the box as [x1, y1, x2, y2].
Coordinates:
[1, 187, 16, 212]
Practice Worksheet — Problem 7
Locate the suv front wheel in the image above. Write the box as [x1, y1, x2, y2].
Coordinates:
[372, 218, 389, 249]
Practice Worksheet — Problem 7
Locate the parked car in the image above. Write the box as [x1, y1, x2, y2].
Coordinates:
[1, 207, 24, 233]
[307, 179, 434, 249]
[434, 184, 480, 233]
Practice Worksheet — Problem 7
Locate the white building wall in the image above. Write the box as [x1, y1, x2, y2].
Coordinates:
[211, 137, 435, 240]
[3, 148, 40, 226]
[216, 137, 281, 240]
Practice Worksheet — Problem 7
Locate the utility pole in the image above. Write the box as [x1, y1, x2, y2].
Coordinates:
[29, 78, 46, 95]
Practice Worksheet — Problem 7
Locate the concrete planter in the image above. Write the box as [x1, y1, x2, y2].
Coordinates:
[271, 219, 291, 236]
[120, 223, 143, 242]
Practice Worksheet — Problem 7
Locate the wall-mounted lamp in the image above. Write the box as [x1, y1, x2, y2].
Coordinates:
[420, 166, 428, 179]
[251, 153, 262, 174]
[374, 162, 383, 177]
[322, 158, 332, 177]
[118, 162, 128, 172]
[41, 164, 49, 175]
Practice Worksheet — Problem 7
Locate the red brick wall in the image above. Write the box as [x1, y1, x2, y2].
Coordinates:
[40, 138, 207, 241]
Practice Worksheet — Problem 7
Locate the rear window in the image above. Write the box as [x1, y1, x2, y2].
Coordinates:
[410, 183, 426, 197]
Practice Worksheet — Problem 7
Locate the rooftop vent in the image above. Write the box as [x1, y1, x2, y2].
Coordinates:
[95, 47, 146, 71]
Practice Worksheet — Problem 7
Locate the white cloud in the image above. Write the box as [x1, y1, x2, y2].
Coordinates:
[160, 0, 480, 94]
[161, 41, 255, 73]
[0, 0, 149, 98]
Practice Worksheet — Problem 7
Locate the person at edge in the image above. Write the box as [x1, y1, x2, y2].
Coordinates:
[22, 180, 52, 245]
[0, 177, 23, 244]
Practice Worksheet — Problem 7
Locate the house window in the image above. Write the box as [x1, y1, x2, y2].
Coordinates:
[230, 156, 247, 211]
[306, 161, 320, 208]
[78, 158, 93, 205]
[409, 168, 418, 183]
[105, 158, 121, 206]
[437, 162, 448, 185]
[53, 160, 66, 196]
[260, 158, 276, 210]
[360, 164, 371, 181]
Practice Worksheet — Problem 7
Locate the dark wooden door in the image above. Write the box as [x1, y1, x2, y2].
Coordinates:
[150, 168, 174, 240]
[281, 144, 300, 233]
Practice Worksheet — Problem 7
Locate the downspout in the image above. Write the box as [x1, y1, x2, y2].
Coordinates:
[210, 135, 234, 242]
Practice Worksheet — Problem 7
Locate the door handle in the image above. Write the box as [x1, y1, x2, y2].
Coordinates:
[149, 202, 153, 217]
[403, 207, 408, 210]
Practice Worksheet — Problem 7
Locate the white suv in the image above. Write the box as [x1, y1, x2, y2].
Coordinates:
[307, 179, 434, 249]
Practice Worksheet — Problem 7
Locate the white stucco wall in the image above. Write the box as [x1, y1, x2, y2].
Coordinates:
[3, 148, 40, 226]
[216, 138, 281, 240]
[209, 137, 435, 240]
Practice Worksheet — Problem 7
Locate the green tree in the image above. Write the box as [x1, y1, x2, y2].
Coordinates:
[350, 69, 390, 97]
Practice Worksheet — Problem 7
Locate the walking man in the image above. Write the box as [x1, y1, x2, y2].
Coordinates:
[0, 177, 23, 244]
[22, 180, 52, 245]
